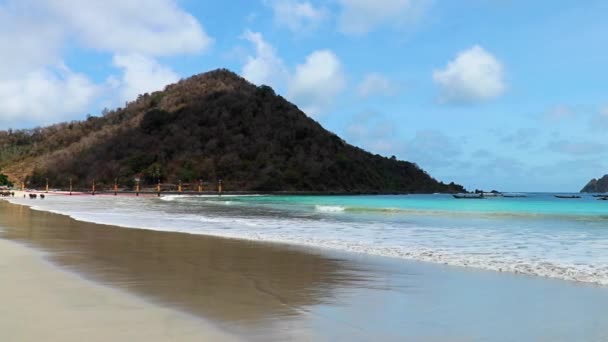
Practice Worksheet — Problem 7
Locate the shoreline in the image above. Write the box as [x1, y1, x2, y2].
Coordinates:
[5, 191, 608, 287]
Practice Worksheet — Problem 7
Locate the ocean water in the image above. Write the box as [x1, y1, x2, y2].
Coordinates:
[5, 193, 608, 285]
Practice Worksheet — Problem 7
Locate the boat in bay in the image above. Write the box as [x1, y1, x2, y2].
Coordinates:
[453, 193, 485, 199]
[554, 195, 581, 199]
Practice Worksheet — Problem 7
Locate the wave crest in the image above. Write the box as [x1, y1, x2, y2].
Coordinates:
[315, 205, 346, 213]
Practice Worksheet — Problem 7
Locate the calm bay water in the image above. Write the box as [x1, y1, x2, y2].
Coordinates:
[5, 193, 608, 285]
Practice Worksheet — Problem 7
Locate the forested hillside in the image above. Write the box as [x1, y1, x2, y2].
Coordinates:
[0, 69, 464, 193]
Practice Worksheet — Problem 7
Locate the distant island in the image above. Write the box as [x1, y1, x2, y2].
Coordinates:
[0, 69, 464, 194]
[581, 175, 608, 193]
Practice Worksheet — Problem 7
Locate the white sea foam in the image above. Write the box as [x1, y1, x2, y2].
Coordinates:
[315, 205, 346, 213]
[160, 194, 260, 201]
[4, 194, 608, 286]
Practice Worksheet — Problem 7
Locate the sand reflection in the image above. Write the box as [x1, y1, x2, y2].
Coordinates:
[0, 201, 367, 334]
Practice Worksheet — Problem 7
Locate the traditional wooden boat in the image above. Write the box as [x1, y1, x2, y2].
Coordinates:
[554, 195, 581, 199]
[592, 194, 608, 197]
[482, 192, 502, 197]
[453, 193, 484, 199]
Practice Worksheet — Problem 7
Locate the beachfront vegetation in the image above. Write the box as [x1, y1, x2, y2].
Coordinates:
[0, 172, 11, 187]
[0, 69, 464, 193]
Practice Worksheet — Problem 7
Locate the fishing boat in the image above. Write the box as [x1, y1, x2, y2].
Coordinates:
[597, 196, 608, 201]
[453, 193, 484, 199]
[482, 192, 502, 197]
[592, 194, 608, 197]
[554, 195, 581, 199]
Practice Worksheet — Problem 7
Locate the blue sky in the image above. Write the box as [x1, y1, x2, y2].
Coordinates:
[0, 0, 607, 192]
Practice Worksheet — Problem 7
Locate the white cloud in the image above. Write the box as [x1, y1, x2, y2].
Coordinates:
[0, 6, 64, 77]
[0, 67, 99, 126]
[239, 32, 345, 116]
[288, 50, 346, 115]
[433, 45, 506, 104]
[241, 30, 288, 87]
[357, 73, 397, 97]
[266, 0, 327, 32]
[337, 0, 431, 34]
[0, 2, 98, 126]
[43, 0, 212, 56]
[112, 54, 180, 102]
[0, 0, 211, 127]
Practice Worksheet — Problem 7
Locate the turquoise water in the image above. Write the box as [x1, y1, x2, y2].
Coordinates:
[228, 193, 608, 218]
[6, 192, 608, 285]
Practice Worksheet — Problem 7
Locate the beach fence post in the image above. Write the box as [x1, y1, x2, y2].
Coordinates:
[114, 178, 118, 196]
[92, 180, 96, 195]
[69, 178, 72, 195]
[198, 179, 202, 193]
[178, 180, 182, 193]
[155, 168, 161, 197]
[45, 178, 49, 193]
[218, 179, 222, 196]
[21, 181, 24, 191]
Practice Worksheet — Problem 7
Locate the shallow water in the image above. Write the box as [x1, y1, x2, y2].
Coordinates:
[6, 192, 608, 285]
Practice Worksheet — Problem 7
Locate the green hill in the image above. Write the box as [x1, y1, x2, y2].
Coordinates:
[0, 69, 464, 193]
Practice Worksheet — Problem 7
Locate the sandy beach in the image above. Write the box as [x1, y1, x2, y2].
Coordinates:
[0, 199, 364, 340]
[0, 237, 236, 342]
[3, 198, 608, 341]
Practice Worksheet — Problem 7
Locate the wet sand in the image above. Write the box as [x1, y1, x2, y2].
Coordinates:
[0, 200, 366, 340]
[3, 200, 608, 341]
[0, 237, 236, 342]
